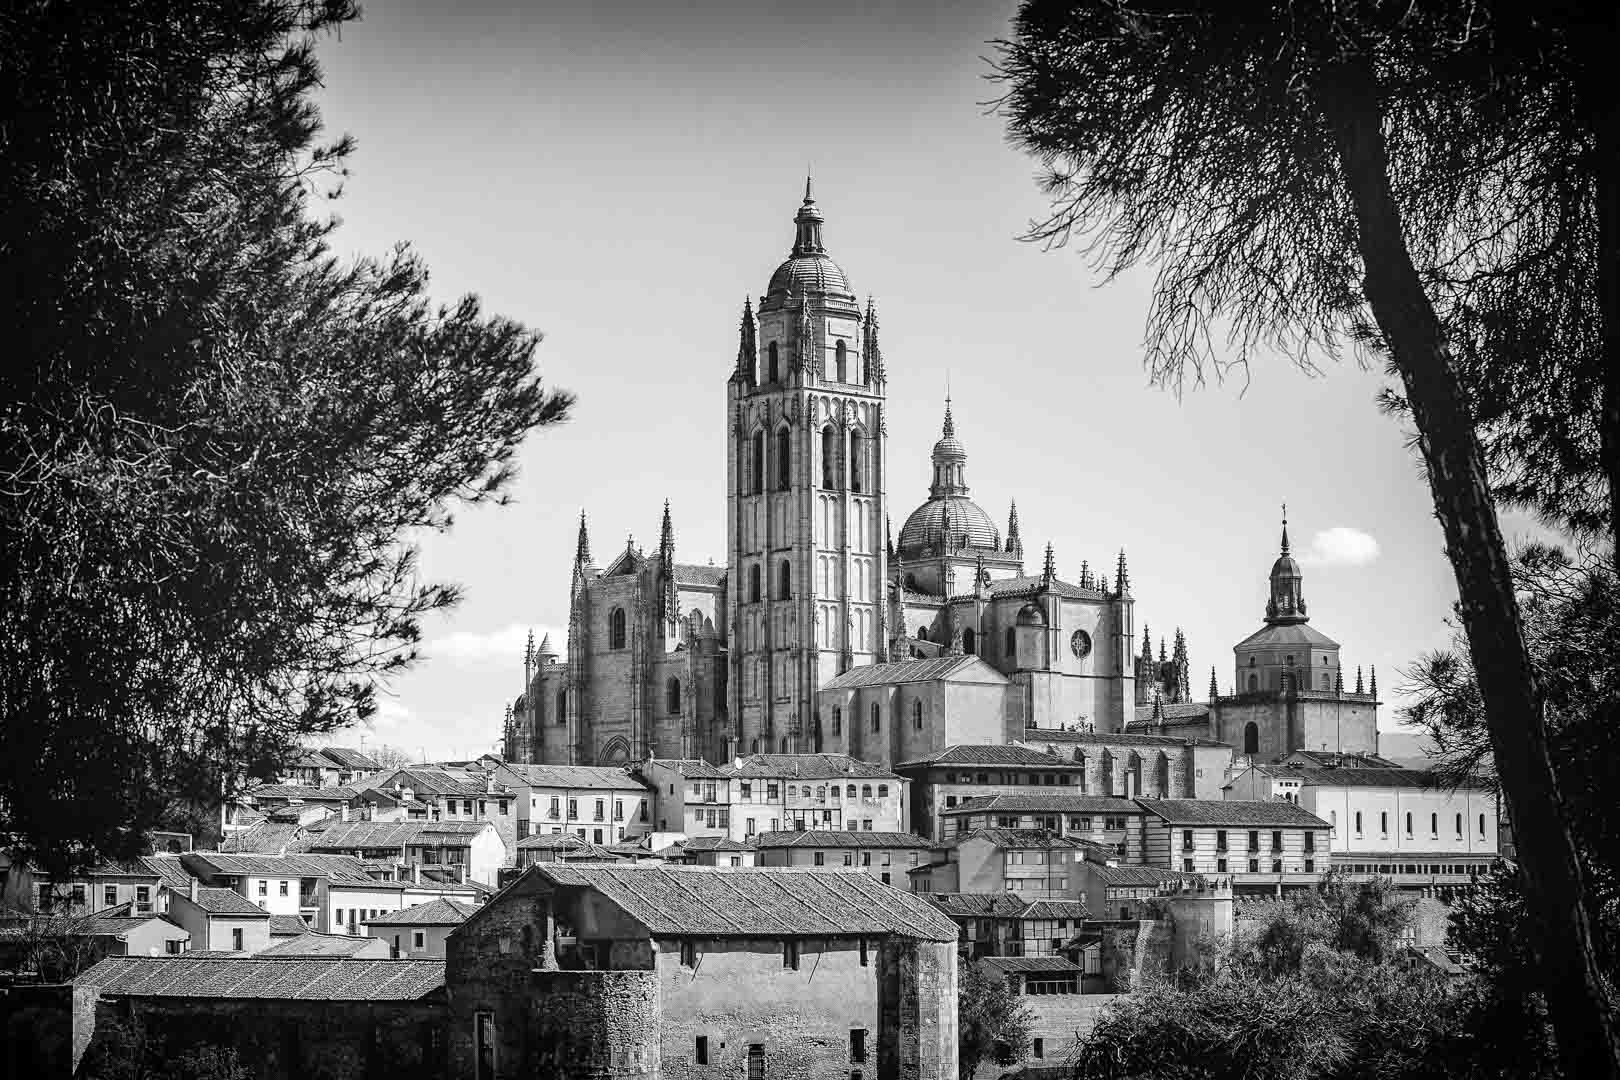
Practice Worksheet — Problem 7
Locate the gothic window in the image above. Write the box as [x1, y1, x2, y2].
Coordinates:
[778, 560, 792, 600]
[836, 339, 847, 381]
[1127, 752, 1143, 796]
[822, 426, 837, 489]
[556, 690, 567, 726]
[917, 626, 929, 642]
[768, 342, 780, 383]
[1431, 812, 1438, 836]
[774, 427, 792, 491]
[832, 706, 841, 735]
[749, 564, 762, 603]
[1321, 674, 1330, 689]
[913, 700, 923, 729]
[1243, 722, 1258, 755]
[1099, 751, 1114, 796]
[666, 678, 681, 714]
[849, 430, 865, 493]
[750, 431, 765, 495]
[1248, 674, 1259, 692]
[1156, 752, 1171, 795]
[963, 628, 976, 655]
[1005, 627, 1016, 657]
[780, 737, 788, 753]
[870, 703, 881, 733]
[609, 608, 627, 650]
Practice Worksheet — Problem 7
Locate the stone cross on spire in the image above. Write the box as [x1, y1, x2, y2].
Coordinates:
[1281, 501, 1290, 554]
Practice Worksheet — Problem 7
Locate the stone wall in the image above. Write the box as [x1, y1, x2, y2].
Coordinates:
[1097, 920, 1172, 992]
[528, 970, 660, 1079]
[877, 939, 958, 1080]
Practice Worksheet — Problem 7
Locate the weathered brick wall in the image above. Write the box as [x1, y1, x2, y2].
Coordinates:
[446, 889, 553, 1078]
[527, 970, 660, 1079]
[967, 994, 1120, 1078]
[876, 939, 959, 1080]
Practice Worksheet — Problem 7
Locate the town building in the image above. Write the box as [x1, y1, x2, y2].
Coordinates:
[366, 898, 479, 958]
[1136, 799, 1331, 896]
[638, 752, 907, 841]
[1224, 762, 1501, 888]
[894, 744, 1088, 841]
[447, 863, 960, 1079]
[939, 794, 1145, 860]
[752, 830, 931, 886]
[490, 762, 653, 845]
[911, 829, 1096, 899]
[513, 833, 626, 868]
[372, 766, 520, 855]
[280, 746, 383, 788]
[656, 835, 756, 867]
[1015, 728, 1234, 800]
[180, 852, 411, 936]
[236, 784, 356, 826]
[258, 932, 393, 959]
[0, 855, 166, 917]
[165, 885, 272, 953]
[0, 904, 191, 965]
[1074, 862, 1206, 923]
[299, 819, 506, 887]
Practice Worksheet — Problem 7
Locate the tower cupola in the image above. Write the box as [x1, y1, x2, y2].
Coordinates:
[1265, 504, 1307, 625]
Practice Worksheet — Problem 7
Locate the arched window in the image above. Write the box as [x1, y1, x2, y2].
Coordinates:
[1005, 627, 1016, 658]
[1249, 657, 1257, 666]
[1479, 813, 1487, 836]
[1430, 812, 1438, 836]
[831, 706, 842, 735]
[870, 703, 881, 733]
[778, 560, 792, 600]
[1405, 811, 1412, 837]
[556, 689, 567, 725]
[666, 678, 681, 714]
[750, 431, 765, 494]
[1156, 752, 1170, 795]
[816, 785, 826, 798]
[861, 784, 873, 798]
[963, 628, 976, 655]
[1285, 654, 1294, 666]
[748, 564, 761, 603]
[849, 430, 864, 493]
[776, 428, 791, 491]
[1455, 813, 1463, 837]
[878, 784, 888, 798]
[1321, 674, 1330, 689]
[610, 608, 627, 650]
[821, 426, 837, 489]
[1247, 674, 1259, 691]
[1243, 721, 1258, 755]
[768, 342, 780, 382]
[780, 737, 787, 753]
[835, 339, 847, 381]
[751, 738, 760, 754]
[913, 700, 923, 729]
[917, 626, 929, 642]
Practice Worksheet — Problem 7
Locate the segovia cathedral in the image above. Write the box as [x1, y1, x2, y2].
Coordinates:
[503, 183, 1381, 772]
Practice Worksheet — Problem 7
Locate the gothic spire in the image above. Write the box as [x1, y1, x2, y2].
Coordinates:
[1141, 623, 1152, 663]
[1334, 668, 1344, 694]
[538, 632, 554, 657]
[1280, 501, 1290, 555]
[659, 501, 678, 625]
[1041, 542, 1056, 584]
[574, 509, 592, 568]
[1116, 549, 1131, 597]
[1369, 665, 1378, 698]
[1152, 691, 1164, 722]
[1158, 637, 1167, 663]
[736, 297, 757, 381]
[885, 514, 895, 562]
[791, 177, 825, 256]
[862, 297, 885, 383]
[1079, 559, 1090, 590]
[659, 499, 674, 553]
[943, 394, 956, 438]
[1006, 499, 1023, 556]
[1355, 665, 1365, 694]
[1209, 666, 1220, 702]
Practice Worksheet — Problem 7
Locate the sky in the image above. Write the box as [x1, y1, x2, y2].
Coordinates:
[304, 0, 1552, 762]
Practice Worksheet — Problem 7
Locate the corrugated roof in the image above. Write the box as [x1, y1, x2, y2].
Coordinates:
[895, 745, 1071, 769]
[185, 853, 379, 885]
[513, 865, 958, 941]
[752, 830, 931, 849]
[722, 754, 899, 780]
[78, 956, 445, 1000]
[365, 899, 479, 927]
[1136, 799, 1330, 827]
[821, 655, 1006, 690]
[259, 934, 388, 957]
[182, 888, 271, 917]
[921, 892, 1029, 918]
[945, 794, 1142, 815]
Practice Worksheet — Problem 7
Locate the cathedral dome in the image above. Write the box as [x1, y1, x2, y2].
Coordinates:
[767, 253, 852, 299]
[897, 496, 1001, 558]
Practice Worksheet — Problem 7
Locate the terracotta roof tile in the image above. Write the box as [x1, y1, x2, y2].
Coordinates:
[258, 934, 388, 957]
[721, 754, 899, 780]
[364, 899, 479, 927]
[978, 955, 1082, 976]
[895, 745, 1072, 769]
[184, 888, 270, 917]
[921, 892, 1029, 918]
[944, 794, 1142, 816]
[821, 656, 1005, 690]
[79, 956, 444, 1000]
[1135, 798, 1330, 827]
[752, 830, 931, 849]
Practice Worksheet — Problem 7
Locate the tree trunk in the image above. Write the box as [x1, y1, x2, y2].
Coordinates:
[1319, 57, 1620, 1079]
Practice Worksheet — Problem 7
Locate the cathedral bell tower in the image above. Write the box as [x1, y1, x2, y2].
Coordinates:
[726, 180, 889, 759]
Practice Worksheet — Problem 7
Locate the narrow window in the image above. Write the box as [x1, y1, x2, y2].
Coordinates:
[748, 1044, 765, 1080]
[103, 885, 117, 907]
[1243, 722, 1258, 755]
[610, 608, 627, 649]
[850, 1028, 867, 1064]
[680, 940, 697, 967]
[768, 342, 780, 382]
[1005, 627, 1016, 657]
[913, 700, 923, 729]
[475, 1012, 496, 1080]
[557, 689, 567, 725]
[413, 930, 426, 950]
[232, 927, 244, 951]
[832, 706, 841, 735]
[1405, 812, 1413, 837]
[1431, 812, 1438, 836]
[667, 678, 681, 714]
[1479, 813, 1487, 837]
[1248, 674, 1259, 691]
[859, 938, 869, 966]
[779, 560, 792, 600]
[751, 430, 765, 494]
[776, 428, 791, 491]
[749, 564, 762, 603]
[783, 940, 800, 970]
[1033, 1038, 1045, 1059]
[836, 339, 848, 381]
[1380, 811, 1388, 836]
[1355, 811, 1363, 834]
[822, 426, 837, 489]
[695, 1036, 709, 1065]
[963, 627, 976, 655]
[1456, 813, 1463, 837]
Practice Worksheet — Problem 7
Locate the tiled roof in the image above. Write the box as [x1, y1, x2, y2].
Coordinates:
[752, 830, 932, 849]
[218, 822, 307, 854]
[318, 747, 381, 771]
[496, 763, 648, 791]
[674, 563, 727, 587]
[678, 836, 754, 852]
[183, 888, 271, 917]
[944, 794, 1142, 816]
[379, 768, 513, 798]
[945, 829, 1090, 850]
[921, 892, 1029, 918]
[184, 852, 379, 885]
[987, 575, 1101, 600]
[364, 899, 479, 926]
[136, 855, 193, 890]
[246, 785, 358, 801]
[1234, 621, 1341, 650]
[978, 955, 1082, 976]
[259, 933, 388, 957]
[1282, 767, 1439, 789]
[1028, 726, 1225, 747]
[1127, 702, 1214, 724]
[1125, 714, 1213, 733]
[895, 745, 1071, 769]
[722, 754, 899, 780]
[1086, 864, 1206, 887]
[1020, 899, 1090, 920]
[78, 956, 445, 1000]
[268, 914, 312, 937]
[0, 908, 179, 940]
[638, 758, 731, 779]
[302, 821, 488, 849]
[1284, 750, 1404, 768]
[512, 865, 959, 941]
[1135, 799, 1330, 828]
[821, 656, 1006, 690]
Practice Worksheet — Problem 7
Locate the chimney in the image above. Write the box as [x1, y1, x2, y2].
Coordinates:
[341, 804, 350, 822]
[486, 773, 495, 794]
[412, 863, 421, 885]
[188, 878, 198, 904]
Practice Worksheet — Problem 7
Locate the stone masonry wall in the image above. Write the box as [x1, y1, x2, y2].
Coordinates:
[528, 970, 660, 1079]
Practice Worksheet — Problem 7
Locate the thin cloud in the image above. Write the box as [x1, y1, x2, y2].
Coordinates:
[1298, 527, 1380, 567]
[427, 623, 565, 667]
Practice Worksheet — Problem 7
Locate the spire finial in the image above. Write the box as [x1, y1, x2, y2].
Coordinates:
[1006, 499, 1023, 555]
[1369, 665, 1378, 698]
[1141, 623, 1152, 661]
[1209, 666, 1219, 702]
[1116, 549, 1131, 597]
[1042, 541, 1056, 583]
[575, 509, 592, 567]
[1355, 665, 1365, 694]
[942, 393, 955, 438]
[804, 169, 813, 204]
[1280, 501, 1290, 555]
